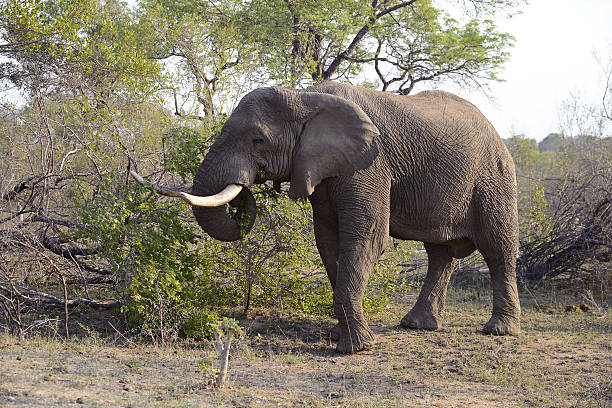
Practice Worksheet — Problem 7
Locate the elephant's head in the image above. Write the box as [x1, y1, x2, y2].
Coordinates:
[181, 86, 380, 241]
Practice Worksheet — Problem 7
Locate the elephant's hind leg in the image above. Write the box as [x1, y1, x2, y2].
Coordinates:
[401, 243, 457, 331]
[480, 246, 521, 336]
[474, 180, 521, 336]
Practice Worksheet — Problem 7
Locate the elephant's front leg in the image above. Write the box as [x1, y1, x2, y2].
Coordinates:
[333, 182, 389, 354]
[310, 188, 342, 341]
[401, 243, 457, 330]
[334, 243, 378, 353]
[310, 186, 339, 290]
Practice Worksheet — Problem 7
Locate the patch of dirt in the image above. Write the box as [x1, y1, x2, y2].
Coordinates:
[1, 292, 610, 407]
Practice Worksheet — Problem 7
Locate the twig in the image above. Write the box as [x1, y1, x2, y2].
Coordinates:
[60, 273, 69, 339]
[108, 321, 135, 345]
[581, 291, 608, 318]
[341, 304, 353, 353]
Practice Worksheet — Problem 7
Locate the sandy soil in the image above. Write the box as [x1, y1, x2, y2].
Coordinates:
[1, 292, 610, 407]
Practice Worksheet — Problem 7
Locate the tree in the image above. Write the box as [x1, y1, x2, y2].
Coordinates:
[597, 45, 612, 122]
[0, 0, 172, 337]
[240, 0, 519, 92]
[504, 135, 540, 177]
[133, 0, 522, 123]
[514, 65, 611, 295]
[137, 0, 257, 122]
[538, 133, 566, 153]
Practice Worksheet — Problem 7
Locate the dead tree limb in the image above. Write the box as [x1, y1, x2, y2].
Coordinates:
[0, 284, 121, 310]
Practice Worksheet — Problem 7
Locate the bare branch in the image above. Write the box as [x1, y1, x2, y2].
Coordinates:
[0, 284, 121, 309]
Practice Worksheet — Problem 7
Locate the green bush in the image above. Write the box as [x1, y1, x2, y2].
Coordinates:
[210, 187, 329, 316]
[162, 125, 216, 183]
[364, 238, 419, 314]
[75, 172, 217, 343]
[179, 309, 221, 341]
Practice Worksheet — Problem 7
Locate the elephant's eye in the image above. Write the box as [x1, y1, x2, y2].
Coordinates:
[252, 137, 265, 146]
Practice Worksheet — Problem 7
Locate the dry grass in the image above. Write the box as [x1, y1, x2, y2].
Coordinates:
[0, 289, 610, 407]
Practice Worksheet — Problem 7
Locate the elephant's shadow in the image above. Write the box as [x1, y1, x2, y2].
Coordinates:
[241, 315, 337, 356]
[240, 314, 408, 356]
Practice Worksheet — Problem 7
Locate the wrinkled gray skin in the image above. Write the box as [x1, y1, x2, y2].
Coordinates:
[193, 82, 520, 354]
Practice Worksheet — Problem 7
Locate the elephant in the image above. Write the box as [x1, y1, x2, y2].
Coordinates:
[133, 81, 521, 354]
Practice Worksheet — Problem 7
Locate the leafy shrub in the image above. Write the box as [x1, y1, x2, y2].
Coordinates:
[210, 186, 329, 316]
[179, 309, 220, 341]
[76, 172, 216, 343]
[364, 238, 419, 314]
[163, 125, 215, 183]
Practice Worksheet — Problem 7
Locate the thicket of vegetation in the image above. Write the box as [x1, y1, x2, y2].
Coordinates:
[0, 0, 609, 342]
[506, 132, 611, 291]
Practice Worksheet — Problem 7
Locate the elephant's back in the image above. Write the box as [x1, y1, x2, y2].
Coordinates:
[400, 89, 503, 152]
[311, 81, 512, 181]
[311, 82, 504, 155]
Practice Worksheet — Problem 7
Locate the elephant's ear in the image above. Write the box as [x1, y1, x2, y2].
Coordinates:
[288, 92, 380, 199]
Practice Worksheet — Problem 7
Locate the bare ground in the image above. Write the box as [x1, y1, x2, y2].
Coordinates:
[0, 290, 610, 408]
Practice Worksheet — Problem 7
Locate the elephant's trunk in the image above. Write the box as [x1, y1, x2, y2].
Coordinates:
[191, 149, 257, 242]
[192, 188, 256, 242]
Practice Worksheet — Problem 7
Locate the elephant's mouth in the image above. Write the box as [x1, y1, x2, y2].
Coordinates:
[254, 166, 275, 184]
[226, 187, 257, 233]
[128, 171, 257, 242]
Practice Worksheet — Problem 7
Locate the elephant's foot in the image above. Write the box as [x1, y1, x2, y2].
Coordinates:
[336, 326, 374, 354]
[329, 324, 340, 341]
[483, 314, 520, 336]
[400, 307, 440, 331]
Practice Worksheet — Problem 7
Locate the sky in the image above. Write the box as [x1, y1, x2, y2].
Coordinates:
[455, 0, 612, 141]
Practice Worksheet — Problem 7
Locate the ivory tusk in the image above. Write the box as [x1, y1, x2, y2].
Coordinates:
[179, 184, 242, 207]
[130, 170, 242, 207]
